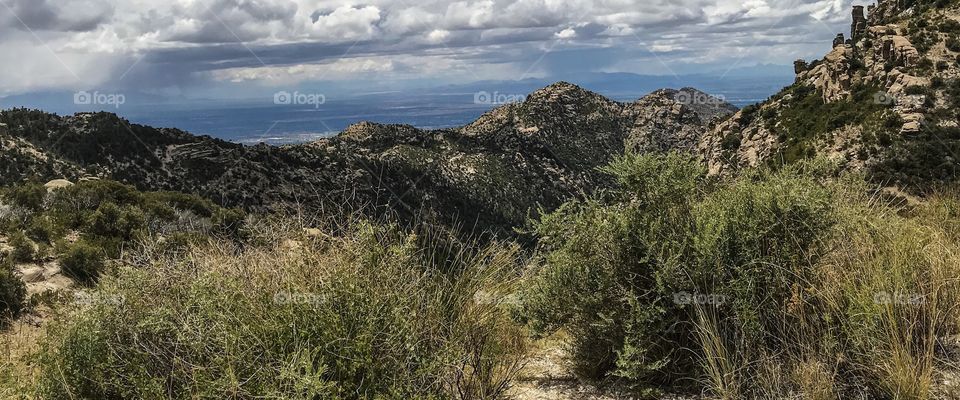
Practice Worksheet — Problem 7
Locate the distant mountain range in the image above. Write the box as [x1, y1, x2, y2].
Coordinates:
[0, 67, 792, 144]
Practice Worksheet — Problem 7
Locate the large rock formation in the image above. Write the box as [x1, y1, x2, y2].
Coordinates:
[800, 45, 855, 103]
[698, 0, 960, 187]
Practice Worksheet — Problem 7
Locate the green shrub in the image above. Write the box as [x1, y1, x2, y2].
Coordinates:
[59, 241, 107, 285]
[947, 35, 960, 52]
[521, 153, 835, 394]
[521, 153, 706, 387]
[211, 207, 247, 240]
[8, 233, 36, 263]
[38, 222, 527, 399]
[26, 215, 61, 243]
[0, 257, 26, 321]
[87, 202, 145, 241]
[684, 168, 833, 344]
[4, 183, 46, 211]
[145, 192, 216, 218]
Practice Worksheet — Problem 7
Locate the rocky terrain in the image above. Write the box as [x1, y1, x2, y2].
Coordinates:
[700, 0, 960, 190]
[0, 85, 733, 236]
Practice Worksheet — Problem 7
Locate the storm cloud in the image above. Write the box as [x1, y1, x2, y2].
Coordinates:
[0, 0, 855, 96]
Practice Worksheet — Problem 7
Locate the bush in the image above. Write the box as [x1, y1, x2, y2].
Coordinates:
[521, 153, 707, 387]
[59, 242, 106, 285]
[38, 222, 527, 399]
[947, 35, 960, 52]
[0, 257, 26, 321]
[86, 202, 145, 241]
[26, 215, 61, 243]
[522, 153, 960, 398]
[519, 154, 829, 394]
[4, 183, 46, 211]
[211, 208, 247, 240]
[8, 233, 36, 263]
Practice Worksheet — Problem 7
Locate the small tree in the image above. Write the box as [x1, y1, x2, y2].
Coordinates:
[60, 242, 106, 285]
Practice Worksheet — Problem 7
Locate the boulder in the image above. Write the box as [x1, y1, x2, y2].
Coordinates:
[44, 179, 74, 191]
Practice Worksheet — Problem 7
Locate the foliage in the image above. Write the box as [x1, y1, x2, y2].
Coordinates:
[37, 222, 527, 399]
[774, 84, 894, 164]
[59, 241, 107, 285]
[0, 257, 26, 321]
[869, 125, 960, 190]
[0, 179, 247, 269]
[3, 183, 46, 211]
[520, 152, 960, 398]
[8, 232, 35, 263]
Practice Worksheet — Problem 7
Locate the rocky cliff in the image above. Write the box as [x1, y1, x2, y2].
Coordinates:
[0, 84, 734, 236]
[699, 0, 960, 190]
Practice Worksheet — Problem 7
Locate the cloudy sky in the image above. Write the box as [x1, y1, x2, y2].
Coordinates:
[0, 0, 855, 99]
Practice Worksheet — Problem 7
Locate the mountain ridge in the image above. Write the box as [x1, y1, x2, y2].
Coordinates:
[0, 84, 735, 236]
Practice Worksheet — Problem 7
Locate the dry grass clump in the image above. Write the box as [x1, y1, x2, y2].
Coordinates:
[35, 220, 528, 399]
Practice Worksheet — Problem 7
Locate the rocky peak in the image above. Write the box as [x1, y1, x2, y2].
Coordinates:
[852, 5, 869, 42]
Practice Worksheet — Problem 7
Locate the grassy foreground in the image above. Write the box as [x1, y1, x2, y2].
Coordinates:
[21, 221, 527, 399]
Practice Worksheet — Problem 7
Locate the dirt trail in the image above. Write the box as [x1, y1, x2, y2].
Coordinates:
[508, 337, 618, 400]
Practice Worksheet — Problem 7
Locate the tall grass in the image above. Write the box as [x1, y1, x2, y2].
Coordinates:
[810, 184, 960, 399]
[35, 220, 528, 399]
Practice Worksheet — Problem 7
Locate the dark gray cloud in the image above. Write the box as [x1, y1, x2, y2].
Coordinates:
[3, 0, 113, 32]
[0, 0, 855, 96]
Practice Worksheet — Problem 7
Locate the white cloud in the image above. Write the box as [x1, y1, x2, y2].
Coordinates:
[310, 5, 381, 41]
[426, 29, 451, 43]
[555, 28, 576, 39]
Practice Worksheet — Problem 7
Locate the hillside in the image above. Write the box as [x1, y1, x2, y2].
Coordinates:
[701, 0, 960, 191]
[0, 85, 734, 236]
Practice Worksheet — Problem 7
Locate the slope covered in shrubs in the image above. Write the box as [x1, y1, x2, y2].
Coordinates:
[0, 179, 248, 286]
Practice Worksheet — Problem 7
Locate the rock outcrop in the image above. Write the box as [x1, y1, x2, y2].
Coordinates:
[800, 45, 855, 102]
[699, 0, 959, 180]
[852, 6, 868, 42]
